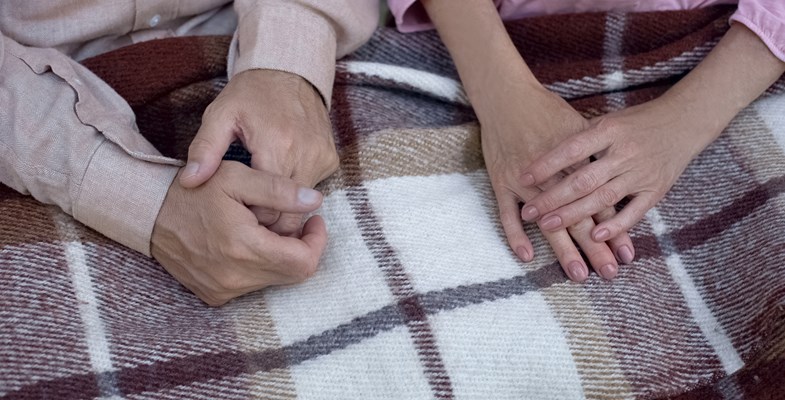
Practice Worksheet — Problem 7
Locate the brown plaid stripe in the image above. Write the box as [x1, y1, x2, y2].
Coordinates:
[2, 6, 785, 399]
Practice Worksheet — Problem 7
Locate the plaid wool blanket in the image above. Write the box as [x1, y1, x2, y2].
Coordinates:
[2, 6, 785, 399]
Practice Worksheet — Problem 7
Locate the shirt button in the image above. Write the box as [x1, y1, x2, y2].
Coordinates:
[149, 14, 161, 27]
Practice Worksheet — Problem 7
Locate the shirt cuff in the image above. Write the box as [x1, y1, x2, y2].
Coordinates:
[73, 140, 179, 257]
[230, 3, 337, 108]
[389, 0, 436, 33]
[730, 3, 785, 63]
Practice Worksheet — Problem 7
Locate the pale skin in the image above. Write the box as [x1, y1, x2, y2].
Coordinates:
[151, 69, 338, 305]
[519, 24, 785, 242]
[421, 0, 636, 281]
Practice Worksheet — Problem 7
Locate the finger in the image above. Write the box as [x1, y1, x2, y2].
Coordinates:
[566, 218, 618, 280]
[251, 206, 282, 226]
[537, 179, 629, 232]
[540, 228, 589, 282]
[520, 128, 608, 188]
[521, 160, 619, 221]
[300, 214, 329, 259]
[266, 212, 305, 237]
[227, 168, 323, 213]
[497, 193, 534, 262]
[253, 215, 328, 282]
[181, 112, 238, 188]
[249, 151, 303, 236]
[592, 194, 659, 243]
[592, 206, 636, 264]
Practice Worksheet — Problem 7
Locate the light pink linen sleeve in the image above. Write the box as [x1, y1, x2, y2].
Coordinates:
[230, 0, 379, 107]
[730, 0, 785, 62]
[0, 31, 181, 256]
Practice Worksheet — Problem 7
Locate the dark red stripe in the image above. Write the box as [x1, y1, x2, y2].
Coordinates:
[672, 175, 785, 252]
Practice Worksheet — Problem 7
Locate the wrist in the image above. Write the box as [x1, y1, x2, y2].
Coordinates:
[470, 76, 550, 127]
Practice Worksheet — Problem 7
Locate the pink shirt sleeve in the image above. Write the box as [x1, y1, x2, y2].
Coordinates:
[730, 0, 785, 62]
[387, 0, 785, 62]
[387, 0, 434, 33]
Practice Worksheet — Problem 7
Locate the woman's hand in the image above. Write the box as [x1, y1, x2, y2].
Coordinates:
[519, 24, 785, 242]
[519, 98, 709, 242]
[421, 0, 635, 281]
[481, 81, 635, 281]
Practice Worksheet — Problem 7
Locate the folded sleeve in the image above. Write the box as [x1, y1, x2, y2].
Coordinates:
[387, 0, 435, 33]
[0, 32, 181, 256]
[731, 0, 785, 62]
[230, 0, 379, 108]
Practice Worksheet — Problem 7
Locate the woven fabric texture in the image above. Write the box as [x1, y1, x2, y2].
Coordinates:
[2, 6, 785, 399]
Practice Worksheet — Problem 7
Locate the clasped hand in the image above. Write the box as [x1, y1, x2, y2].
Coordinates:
[152, 69, 339, 305]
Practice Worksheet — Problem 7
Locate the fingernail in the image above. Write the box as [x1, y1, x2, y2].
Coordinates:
[183, 162, 200, 179]
[541, 215, 562, 230]
[521, 173, 535, 186]
[601, 264, 618, 280]
[618, 245, 634, 264]
[516, 246, 532, 262]
[521, 205, 539, 221]
[594, 228, 610, 241]
[297, 188, 321, 206]
[569, 261, 587, 282]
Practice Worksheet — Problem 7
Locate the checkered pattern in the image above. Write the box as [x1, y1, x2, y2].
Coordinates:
[2, 6, 785, 399]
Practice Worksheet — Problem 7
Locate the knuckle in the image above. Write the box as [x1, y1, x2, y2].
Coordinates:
[225, 238, 246, 257]
[567, 217, 593, 233]
[500, 212, 520, 229]
[597, 187, 620, 208]
[188, 137, 215, 154]
[254, 207, 281, 226]
[219, 160, 242, 174]
[215, 272, 245, 292]
[602, 219, 626, 236]
[594, 116, 620, 134]
[279, 216, 302, 232]
[571, 172, 597, 194]
[539, 196, 558, 213]
[268, 176, 294, 201]
[564, 140, 585, 160]
[201, 291, 230, 307]
[274, 133, 296, 153]
[203, 298, 223, 307]
[290, 259, 318, 282]
[324, 151, 340, 174]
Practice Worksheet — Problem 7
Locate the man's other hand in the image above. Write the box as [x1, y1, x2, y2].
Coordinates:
[180, 69, 339, 236]
[152, 161, 328, 306]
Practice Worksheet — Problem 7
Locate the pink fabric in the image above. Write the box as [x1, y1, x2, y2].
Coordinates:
[388, 0, 785, 62]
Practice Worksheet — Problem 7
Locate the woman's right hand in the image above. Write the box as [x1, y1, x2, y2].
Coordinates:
[418, 0, 635, 281]
[478, 81, 635, 281]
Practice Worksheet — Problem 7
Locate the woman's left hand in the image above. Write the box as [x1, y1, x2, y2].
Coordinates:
[518, 96, 720, 242]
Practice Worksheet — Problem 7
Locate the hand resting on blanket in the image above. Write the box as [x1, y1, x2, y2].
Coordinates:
[152, 161, 328, 306]
[519, 24, 785, 242]
[180, 69, 339, 237]
[422, 0, 635, 281]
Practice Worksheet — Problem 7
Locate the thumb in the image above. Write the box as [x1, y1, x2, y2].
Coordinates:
[300, 214, 328, 262]
[229, 167, 323, 214]
[181, 113, 237, 188]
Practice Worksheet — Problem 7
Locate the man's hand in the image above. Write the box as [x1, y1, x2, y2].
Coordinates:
[152, 161, 328, 306]
[180, 69, 339, 236]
